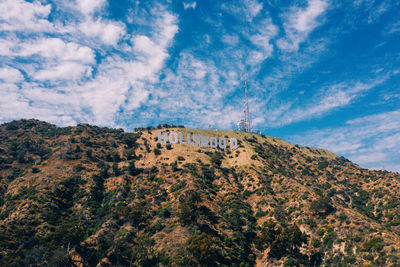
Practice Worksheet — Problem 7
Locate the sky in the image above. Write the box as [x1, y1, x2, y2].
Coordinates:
[0, 0, 399, 172]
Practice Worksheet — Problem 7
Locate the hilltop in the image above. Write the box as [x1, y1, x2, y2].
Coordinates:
[0, 119, 399, 266]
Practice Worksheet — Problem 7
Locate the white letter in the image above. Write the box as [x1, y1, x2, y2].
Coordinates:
[193, 134, 201, 146]
[219, 138, 226, 150]
[169, 132, 178, 144]
[210, 137, 218, 148]
[187, 133, 194, 145]
[158, 132, 167, 144]
[179, 132, 187, 144]
[229, 138, 238, 149]
[200, 135, 209, 147]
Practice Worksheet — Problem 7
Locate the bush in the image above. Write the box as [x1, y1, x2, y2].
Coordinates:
[210, 152, 223, 167]
[128, 160, 141, 176]
[153, 148, 161, 155]
[257, 222, 308, 260]
[274, 205, 288, 224]
[361, 237, 384, 252]
[171, 161, 179, 172]
[310, 196, 334, 215]
[243, 190, 252, 198]
[178, 190, 201, 225]
[186, 233, 222, 266]
[337, 213, 348, 222]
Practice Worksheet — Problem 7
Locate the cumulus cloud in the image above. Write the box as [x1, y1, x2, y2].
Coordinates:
[0, 0, 53, 32]
[33, 62, 93, 82]
[0, 0, 179, 127]
[69, 9, 178, 125]
[76, 0, 106, 15]
[18, 38, 95, 63]
[79, 19, 126, 46]
[0, 67, 24, 83]
[0, 37, 96, 82]
[147, 51, 244, 129]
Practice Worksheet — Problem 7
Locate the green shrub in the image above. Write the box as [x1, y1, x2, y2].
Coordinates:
[361, 237, 384, 252]
[337, 213, 348, 222]
[31, 167, 40, 173]
[153, 148, 161, 155]
[310, 196, 334, 215]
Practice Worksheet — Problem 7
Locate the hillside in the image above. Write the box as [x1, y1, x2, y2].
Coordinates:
[0, 119, 399, 266]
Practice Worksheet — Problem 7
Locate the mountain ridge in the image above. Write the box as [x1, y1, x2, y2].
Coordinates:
[0, 119, 399, 266]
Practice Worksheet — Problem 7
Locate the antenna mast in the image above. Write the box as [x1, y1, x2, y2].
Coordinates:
[244, 81, 252, 133]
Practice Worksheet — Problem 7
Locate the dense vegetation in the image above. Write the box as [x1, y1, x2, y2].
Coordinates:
[0, 119, 399, 266]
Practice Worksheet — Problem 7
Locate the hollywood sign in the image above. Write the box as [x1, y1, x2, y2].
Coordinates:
[158, 131, 238, 150]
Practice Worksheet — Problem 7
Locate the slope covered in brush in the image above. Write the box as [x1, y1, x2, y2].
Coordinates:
[0, 119, 399, 266]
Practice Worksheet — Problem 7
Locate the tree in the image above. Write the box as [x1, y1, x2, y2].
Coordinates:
[178, 190, 201, 225]
[171, 161, 179, 172]
[112, 162, 122, 176]
[186, 233, 222, 266]
[153, 148, 161, 155]
[310, 196, 334, 215]
[274, 205, 288, 224]
[128, 160, 141, 176]
[269, 225, 308, 260]
[210, 152, 223, 167]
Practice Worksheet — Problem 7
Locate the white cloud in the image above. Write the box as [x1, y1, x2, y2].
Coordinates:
[79, 19, 126, 46]
[76, 10, 178, 125]
[277, 0, 328, 52]
[23, 38, 95, 63]
[0, 0, 53, 32]
[374, 132, 400, 150]
[367, 0, 390, 24]
[183, 1, 197, 10]
[0, 0, 179, 128]
[352, 152, 387, 164]
[270, 78, 386, 127]
[246, 18, 278, 65]
[244, 0, 263, 20]
[289, 109, 400, 172]
[0, 67, 23, 83]
[222, 34, 239, 45]
[388, 21, 400, 34]
[0, 38, 95, 64]
[222, 0, 263, 22]
[76, 0, 106, 15]
[33, 62, 92, 81]
[147, 51, 245, 129]
[0, 37, 96, 83]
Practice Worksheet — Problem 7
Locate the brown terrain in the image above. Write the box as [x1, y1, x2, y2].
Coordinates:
[0, 119, 399, 266]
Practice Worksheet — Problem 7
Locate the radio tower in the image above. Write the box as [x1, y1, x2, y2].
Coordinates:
[244, 81, 252, 133]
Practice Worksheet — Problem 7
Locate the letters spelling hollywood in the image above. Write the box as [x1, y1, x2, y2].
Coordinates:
[157, 132, 238, 150]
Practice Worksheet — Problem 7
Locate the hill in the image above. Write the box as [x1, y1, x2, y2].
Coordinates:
[0, 119, 399, 266]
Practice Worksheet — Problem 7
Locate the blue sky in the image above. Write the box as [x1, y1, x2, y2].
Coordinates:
[0, 0, 399, 171]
